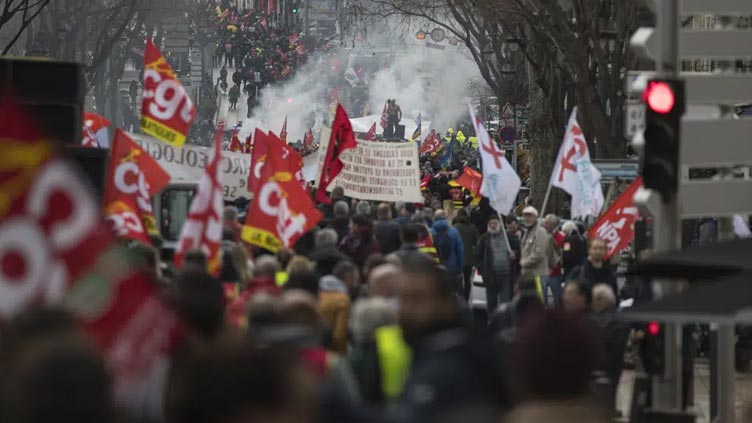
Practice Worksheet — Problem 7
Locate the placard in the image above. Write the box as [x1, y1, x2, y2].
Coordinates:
[316, 126, 423, 203]
[129, 133, 250, 201]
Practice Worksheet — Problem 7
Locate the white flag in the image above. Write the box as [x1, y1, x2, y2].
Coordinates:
[550, 108, 604, 218]
[469, 106, 520, 215]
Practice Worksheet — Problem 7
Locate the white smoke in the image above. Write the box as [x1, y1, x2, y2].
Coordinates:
[241, 23, 484, 141]
[367, 46, 483, 133]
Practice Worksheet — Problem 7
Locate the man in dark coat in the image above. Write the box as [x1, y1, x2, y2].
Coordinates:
[567, 238, 618, 300]
[339, 214, 381, 270]
[374, 203, 402, 255]
[476, 215, 518, 315]
[393, 255, 503, 423]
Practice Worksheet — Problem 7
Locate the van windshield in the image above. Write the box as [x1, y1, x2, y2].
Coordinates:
[159, 188, 195, 241]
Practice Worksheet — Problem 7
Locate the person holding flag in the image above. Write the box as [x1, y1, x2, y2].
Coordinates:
[469, 105, 522, 312]
[543, 107, 604, 219]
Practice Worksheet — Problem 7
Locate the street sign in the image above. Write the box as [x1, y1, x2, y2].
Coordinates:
[499, 126, 515, 143]
[681, 179, 752, 218]
[500, 103, 514, 126]
[681, 117, 752, 166]
[625, 100, 646, 139]
[593, 159, 640, 181]
[631, 28, 752, 61]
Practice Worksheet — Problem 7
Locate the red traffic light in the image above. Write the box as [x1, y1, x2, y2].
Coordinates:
[644, 81, 675, 114]
[647, 321, 661, 336]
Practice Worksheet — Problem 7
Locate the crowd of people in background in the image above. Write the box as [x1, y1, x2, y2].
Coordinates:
[211, 1, 309, 118]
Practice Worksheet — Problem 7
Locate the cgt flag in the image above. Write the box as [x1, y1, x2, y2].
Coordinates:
[470, 106, 520, 215]
[104, 130, 170, 244]
[589, 177, 642, 260]
[0, 97, 180, 404]
[244, 133, 253, 154]
[174, 123, 225, 275]
[419, 129, 439, 156]
[248, 128, 271, 194]
[141, 38, 196, 148]
[316, 104, 357, 204]
[82, 112, 111, 148]
[379, 102, 388, 129]
[242, 136, 322, 252]
[303, 128, 314, 150]
[454, 166, 483, 196]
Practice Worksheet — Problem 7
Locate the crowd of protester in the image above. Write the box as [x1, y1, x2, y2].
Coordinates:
[0, 175, 662, 423]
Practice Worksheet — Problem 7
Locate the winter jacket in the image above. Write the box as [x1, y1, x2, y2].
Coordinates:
[318, 275, 352, 354]
[568, 261, 619, 301]
[520, 223, 550, 277]
[453, 220, 480, 267]
[339, 227, 382, 269]
[431, 219, 464, 273]
[562, 233, 587, 278]
[375, 219, 402, 255]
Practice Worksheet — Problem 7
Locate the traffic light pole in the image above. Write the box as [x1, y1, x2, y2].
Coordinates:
[650, 0, 684, 412]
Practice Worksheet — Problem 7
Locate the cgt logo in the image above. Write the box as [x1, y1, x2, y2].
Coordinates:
[258, 179, 307, 246]
[0, 161, 98, 317]
[114, 155, 154, 214]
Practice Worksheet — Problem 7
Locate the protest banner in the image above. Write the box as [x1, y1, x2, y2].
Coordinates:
[129, 132, 250, 201]
[315, 126, 423, 203]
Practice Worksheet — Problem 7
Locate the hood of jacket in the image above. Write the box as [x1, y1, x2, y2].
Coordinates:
[432, 218, 450, 232]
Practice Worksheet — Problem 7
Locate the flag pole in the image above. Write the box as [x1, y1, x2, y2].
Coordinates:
[540, 181, 553, 216]
[497, 212, 513, 254]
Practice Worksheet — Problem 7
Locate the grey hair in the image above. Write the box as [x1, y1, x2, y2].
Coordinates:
[434, 209, 447, 221]
[544, 213, 560, 226]
[356, 200, 371, 216]
[223, 205, 239, 221]
[253, 255, 279, 278]
[348, 298, 398, 343]
[593, 284, 617, 307]
[333, 200, 350, 218]
[315, 228, 339, 248]
[562, 221, 579, 235]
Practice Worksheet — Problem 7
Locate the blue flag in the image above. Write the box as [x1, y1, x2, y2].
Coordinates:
[439, 136, 455, 168]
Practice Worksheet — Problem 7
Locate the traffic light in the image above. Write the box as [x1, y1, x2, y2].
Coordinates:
[641, 78, 684, 202]
[641, 321, 665, 375]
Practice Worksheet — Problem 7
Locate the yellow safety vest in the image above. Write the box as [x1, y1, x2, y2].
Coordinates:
[275, 271, 289, 287]
[375, 325, 412, 400]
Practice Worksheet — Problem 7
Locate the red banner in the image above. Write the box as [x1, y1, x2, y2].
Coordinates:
[248, 128, 270, 194]
[174, 124, 225, 275]
[140, 38, 196, 147]
[588, 177, 643, 260]
[242, 135, 322, 252]
[0, 97, 180, 402]
[228, 127, 243, 152]
[104, 130, 170, 244]
[419, 129, 440, 156]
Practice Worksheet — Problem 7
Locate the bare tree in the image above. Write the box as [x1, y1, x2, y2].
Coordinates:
[0, 0, 52, 54]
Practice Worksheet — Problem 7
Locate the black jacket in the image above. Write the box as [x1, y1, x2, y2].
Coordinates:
[562, 233, 587, 278]
[475, 232, 520, 282]
[374, 220, 402, 255]
[568, 261, 618, 300]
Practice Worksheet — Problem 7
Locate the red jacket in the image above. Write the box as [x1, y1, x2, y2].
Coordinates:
[550, 230, 566, 277]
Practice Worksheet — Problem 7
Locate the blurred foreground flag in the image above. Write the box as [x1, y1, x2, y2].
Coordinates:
[0, 97, 180, 403]
[82, 112, 111, 147]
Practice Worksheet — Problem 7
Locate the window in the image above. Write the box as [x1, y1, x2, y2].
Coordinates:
[159, 188, 196, 242]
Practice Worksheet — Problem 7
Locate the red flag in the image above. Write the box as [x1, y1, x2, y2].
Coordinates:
[248, 128, 270, 194]
[420, 174, 431, 191]
[588, 177, 643, 260]
[453, 166, 483, 196]
[364, 122, 377, 141]
[0, 97, 180, 402]
[228, 127, 243, 152]
[174, 123, 225, 275]
[140, 38, 196, 147]
[242, 136, 322, 252]
[316, 105, 357, 204]
[82, 112, 111, 147]
[244, 133, 253, 153]
[269, 131, 308, 192]
[104, 130, 170, 244]
[280, 115, 288, 142]
[419, 129, 440, 155]
[303, 128, 314, 150]
[379, 103, 388, 129]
